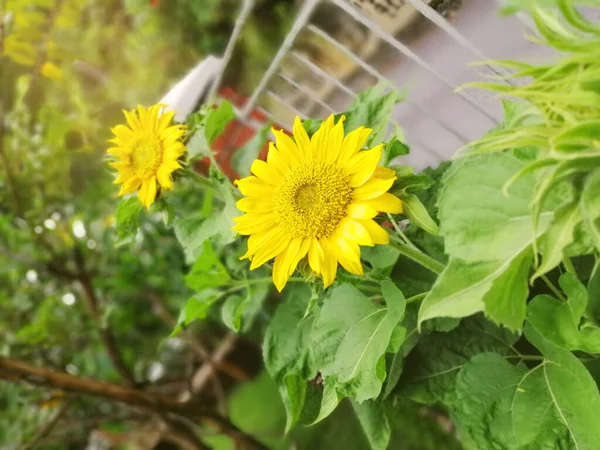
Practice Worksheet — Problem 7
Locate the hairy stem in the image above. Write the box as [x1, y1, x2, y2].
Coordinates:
[389, 240, 445, 274]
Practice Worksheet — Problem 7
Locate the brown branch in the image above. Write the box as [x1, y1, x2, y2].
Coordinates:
[147, 292, 248, 383]
[73, 248, 136, 388]
[22, 400, 70, 450]
[0, 357, 267, 450]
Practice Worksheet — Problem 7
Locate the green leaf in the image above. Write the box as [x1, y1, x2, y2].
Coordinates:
[382, 130, 409, 166]
[344, 83, 404, 147]
[381, 280, 406, 320]
[519, 322, 600, 449]
[263, 284, 317, 382]
[205, 101, 235, 145]
[453, 353, 526, 449]
[171, 289, 220, 336]
[400, 193, 439, 235]
[351, 399, 391, 450]
[438, 153, 553, 262]
[312, 284, 406, 402]
[588, 266, 600, 321]
[221, 284, 268, 333]
[398, 316, 518, 405]
[482, 250, 532, 331]
[418, 252, 532, 330]
[187, 128, 210, 158]
[173, 184, 238, 263]
[228, 371, 287, 448]
[280, 374, 306, 433]
[501, 98, 526, 124]
[527, 273, 600, 353]
[581, 169, 600, 253]
[232, 123, 270, 177]
[184, 241, 230, 292]
[532, 200, 581, 280]
[307, 378, 343, 426]
[115, 197, 143, 245]
[453, 353, 571, 449]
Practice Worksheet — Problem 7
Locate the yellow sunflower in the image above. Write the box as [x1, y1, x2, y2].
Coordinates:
[233, 115, 403, 291]
[108, 105, 187, 208]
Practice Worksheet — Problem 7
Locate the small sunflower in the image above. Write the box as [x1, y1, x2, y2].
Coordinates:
[108, 105, 187, 208]
[233, 115, 403, 291]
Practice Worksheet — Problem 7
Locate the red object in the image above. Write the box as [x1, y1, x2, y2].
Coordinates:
[211, 87, 291, 180]
[149, 0, 160, 7]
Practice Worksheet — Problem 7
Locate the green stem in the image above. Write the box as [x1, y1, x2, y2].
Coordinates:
[389, 241, 444, 275]
[182, 169, 222, 198]
[406, 292, 428, 304]
[505, 355, 544, 361]
[541, 274, 566, 301]
[563, 257, 577, 276]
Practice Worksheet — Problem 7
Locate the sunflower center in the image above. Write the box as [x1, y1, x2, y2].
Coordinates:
[275, 162, 352, 239]
[131, 137, 162, 178]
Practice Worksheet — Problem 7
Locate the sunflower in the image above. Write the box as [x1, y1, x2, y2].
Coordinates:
[233, 115, 403, 291]
[108, 105, 187, 208]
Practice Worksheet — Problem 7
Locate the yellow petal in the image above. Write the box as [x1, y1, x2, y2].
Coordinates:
[156, 166, 173, 190]
[232, 213, 277, 235]
[111, 125, 134, 143]
[138, 177, 157, 208]
[347, 203, 378, 219]
[236, 196, 274, 213]
[289, 238, 311, 276]
[308, 238, 324, 274]
[123, 109, 141, 132]
[330, 233, 363, 275]
[273, 129, 303, 165]
[266, 142, 288, 177]
[109, 161, 133, 173]
[272, 237, 303, 292]
[338, 218, 374, 246]
[347, 145, 384, 187]
[311, 115, 335, 159]
[374, 166, 396, 179]
[249, 229, 292, 270]
[338, 126, 372, 164]
[114, 167, 135, 184]
[107, 146, 131, 159]
[235, 176, 271, 197]
[251, 159, 281, 185]
[157, 111, 175, 134]
[358, 219, 390, 245]
[118, 177, 142, 196]
[352, 176, 396, 200]
[362, 193, 403, 214]
[293, 116, 312, 159]
[319, 238, 338, 288]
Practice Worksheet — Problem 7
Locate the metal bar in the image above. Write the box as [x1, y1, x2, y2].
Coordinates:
[277, 72, 336, 114]
[290, 51, 357, 98]
[407, 0, 515, 84]
[240, 0, 321, 117]
[208, 0, 255, 101]
[266, 90, 308, 119]
[306, 24, 470, 143]
[329, 0, 499, 124]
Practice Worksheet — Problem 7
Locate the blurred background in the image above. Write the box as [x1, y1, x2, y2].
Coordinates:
[0, 0, 549, 448]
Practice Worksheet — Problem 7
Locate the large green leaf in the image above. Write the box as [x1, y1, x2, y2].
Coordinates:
[438, 153, 553, 262]
[398, 316, 518, 405]
[453, 353, 572, 449]
[173, 183, 238, 263]
[263, 284, 317, 382]
[184, 240, 230, 291]
[312, 284, 406, 402]
[580, 169, 600, 253]
[532, 200, 581, 280]
[527, 273, 600, 353]
[351, 399, 391, 450]
[418, 251, 532, 330]
[171, 289, 220, 336]
[115, 197, 143, 245]
[520, 322, 600, 449]
[205, 101, 235, 145]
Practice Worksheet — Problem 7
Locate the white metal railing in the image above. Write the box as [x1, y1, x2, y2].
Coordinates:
[207, 0, 536, 166]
